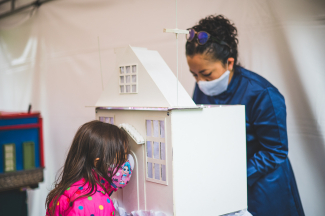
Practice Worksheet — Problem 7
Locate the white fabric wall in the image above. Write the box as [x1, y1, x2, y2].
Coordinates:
[0, 0, 324, 215]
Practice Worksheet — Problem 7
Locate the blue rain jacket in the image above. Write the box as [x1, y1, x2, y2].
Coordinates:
[193, 67, 304, 216]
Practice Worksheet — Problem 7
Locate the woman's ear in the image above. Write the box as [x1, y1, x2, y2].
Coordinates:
[94, 158, 100, 167]
[227, 57, 235, 71]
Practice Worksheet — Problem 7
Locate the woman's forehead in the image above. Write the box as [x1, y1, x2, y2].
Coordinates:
[187, 54, 221, 70]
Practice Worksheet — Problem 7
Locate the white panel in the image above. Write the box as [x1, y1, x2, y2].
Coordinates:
[121, 143, 141, 212]
[97, 110, 173, 215]
[110, 129, 145, 213]
[95, 46, 196, 108]
[171, 106, 247, 216]
[132, 85, 137, 93]
[131, 47, 196, 107]
[96, 46, 172, 107]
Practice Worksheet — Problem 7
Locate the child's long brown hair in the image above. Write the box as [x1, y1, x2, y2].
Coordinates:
[45, 120, 130, 215]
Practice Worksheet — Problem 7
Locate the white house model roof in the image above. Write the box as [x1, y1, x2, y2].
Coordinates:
[95, 46, 196, 108]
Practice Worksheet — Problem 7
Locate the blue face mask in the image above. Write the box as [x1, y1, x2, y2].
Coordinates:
[198, 70, 230, 96]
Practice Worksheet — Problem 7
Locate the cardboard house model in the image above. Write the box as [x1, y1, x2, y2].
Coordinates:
[0, 112, 44, 191]
[95, 46, 247, 216]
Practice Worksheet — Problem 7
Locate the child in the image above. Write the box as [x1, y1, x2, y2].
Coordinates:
[46, 120, 132, 216]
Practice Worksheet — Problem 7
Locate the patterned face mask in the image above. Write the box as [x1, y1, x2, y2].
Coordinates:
[109, 155, 134, 193]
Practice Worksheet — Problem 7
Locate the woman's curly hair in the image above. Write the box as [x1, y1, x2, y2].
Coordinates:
[186, 15, 239, 66]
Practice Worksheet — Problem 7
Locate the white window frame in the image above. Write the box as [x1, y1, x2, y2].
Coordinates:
[3, 143, 16, 172]
[119, 64, 138, 94]
[145, 118, 168, 185]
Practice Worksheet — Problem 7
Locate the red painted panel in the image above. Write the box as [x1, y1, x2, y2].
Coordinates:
[0, 123, 40, 131]
[0, 112, 40, 119]
[39, 118, 45, 167]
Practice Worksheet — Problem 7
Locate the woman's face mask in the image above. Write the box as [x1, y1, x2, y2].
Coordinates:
[197, 70, 230, 96]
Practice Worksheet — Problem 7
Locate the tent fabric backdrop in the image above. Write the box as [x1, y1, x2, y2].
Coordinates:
[1, 0, 325, 215]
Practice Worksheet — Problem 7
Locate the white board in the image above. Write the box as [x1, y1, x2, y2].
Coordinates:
[95, 46, 196, 108]
[171, 106, 247, 215]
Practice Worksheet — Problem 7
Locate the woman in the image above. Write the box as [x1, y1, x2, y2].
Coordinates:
[186, 15, 304, 216]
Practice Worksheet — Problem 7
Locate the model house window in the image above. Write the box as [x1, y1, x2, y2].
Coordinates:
[99, 116, 114, 124]
[23, 142, 35, 170]
[119, 65, 138, 94]
[145, 119, 167, 184]
[3, 144, 16, 172]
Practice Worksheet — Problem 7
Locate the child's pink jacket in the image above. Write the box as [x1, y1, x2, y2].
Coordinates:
[46, 161, 132, 216]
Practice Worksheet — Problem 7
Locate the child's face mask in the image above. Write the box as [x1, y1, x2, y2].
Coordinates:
[109, 157, 133, 192]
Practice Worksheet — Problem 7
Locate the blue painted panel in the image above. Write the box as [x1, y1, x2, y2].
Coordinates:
[0, 117, 38, 126]
[0, 128, 40, 173]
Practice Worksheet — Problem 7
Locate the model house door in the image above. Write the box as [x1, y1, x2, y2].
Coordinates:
[23, 142, 35, 170]
[120, 135, 146, 212]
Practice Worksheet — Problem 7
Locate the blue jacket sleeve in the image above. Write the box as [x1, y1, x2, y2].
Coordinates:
[247, 87, 288, 186]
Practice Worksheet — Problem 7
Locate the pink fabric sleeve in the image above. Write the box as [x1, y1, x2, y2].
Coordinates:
[46, 194, 70, 216]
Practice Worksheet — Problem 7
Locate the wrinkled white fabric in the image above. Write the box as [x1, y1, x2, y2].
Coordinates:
[0, 1, 325, 216]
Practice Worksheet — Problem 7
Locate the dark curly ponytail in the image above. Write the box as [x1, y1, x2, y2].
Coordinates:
[186, 15, 239, 67]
